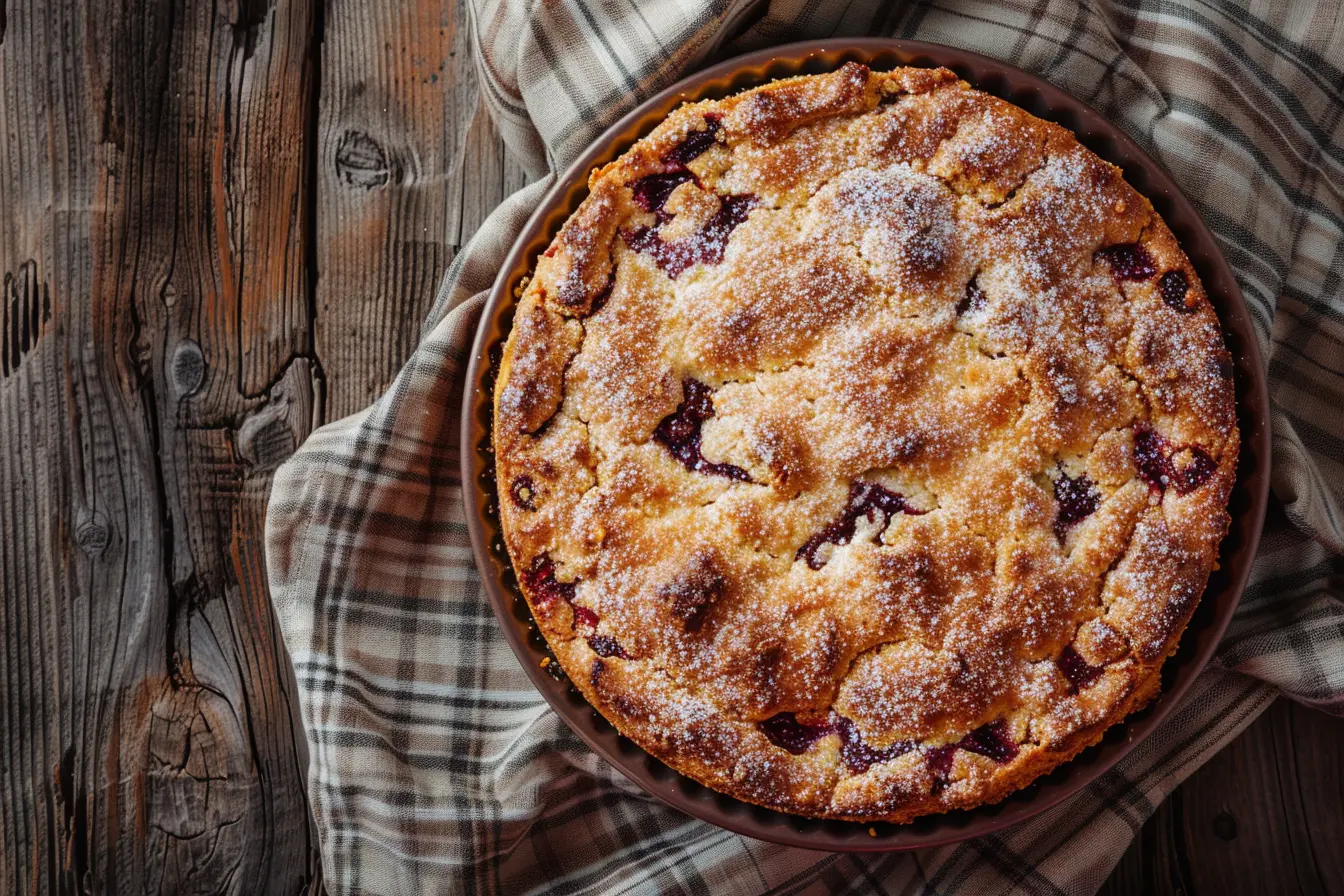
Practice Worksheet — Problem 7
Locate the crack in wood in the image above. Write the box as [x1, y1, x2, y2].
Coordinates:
[1, 260, 51, 378]
[232, 0, 272, 62]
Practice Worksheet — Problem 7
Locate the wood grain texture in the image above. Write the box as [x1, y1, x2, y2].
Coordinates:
[0, 1, 320, 891]
[1101, 699, 1344, 896]
[316, 0, 479, 420]
[0, 0, 1340, 893]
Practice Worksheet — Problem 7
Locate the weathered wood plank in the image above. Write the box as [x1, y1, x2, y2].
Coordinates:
[1103, 699, 1344, 895]
[1178, 699, 1344, 894]
[0, 1, 319, 892]
[315, 0, 483, 420]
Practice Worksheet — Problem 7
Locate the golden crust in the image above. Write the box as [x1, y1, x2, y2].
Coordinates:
[493, 64, 1238, 822]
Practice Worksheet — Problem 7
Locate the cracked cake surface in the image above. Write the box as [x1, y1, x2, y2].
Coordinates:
[491, 63, 1238, 823]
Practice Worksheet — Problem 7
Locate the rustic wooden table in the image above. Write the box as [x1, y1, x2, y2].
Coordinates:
[2, 2, 1340, 893]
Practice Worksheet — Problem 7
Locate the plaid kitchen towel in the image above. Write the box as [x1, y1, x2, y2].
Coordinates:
[265, 1, 1344, 893]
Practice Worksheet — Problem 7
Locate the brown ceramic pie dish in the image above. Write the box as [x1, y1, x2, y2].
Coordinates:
[461, 39, 1270, 851]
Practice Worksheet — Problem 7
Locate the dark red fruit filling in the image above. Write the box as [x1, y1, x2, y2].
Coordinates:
[509, 475, 537, 511]
[1133, 426, 1170, 491]
[797, 481, 923, 570]
[926, 720, 1020, 787]
[1057, 645, 1105, 690]
[758, 710, 1020, 782]
[1097, 243, 1157, 281]
[664, 116, 721, 167]
[957, 275, 987, 315]
[957, 720, 1019, 763]
[758, 712, 835, 755]
[1158, 270, 1194, 312]
[520, 554, 577, 607]
[653, 378, 751, 481]
[524, 562, 627, 654]
[1053, 470, 1100, 539]
[622, 193, 755, 279]
[1172, 447, 1218, 493]
[587, 635, 629, 659]
[1133, 425, 1217, 495]
[631, 171, 696, 219]
[571, 604, 599, 630]
[758, 712, 916, 772]
[926, 744, 958, 783]
[835, 716, 913, 773]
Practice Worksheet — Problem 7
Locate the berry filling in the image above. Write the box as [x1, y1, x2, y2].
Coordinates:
[1133, 425, 1218, 495]
[664, 116, 722, 167]
[653, 378, 751, 481]
[797, 481, 923, 570]
[1053, 470, 1100, 539]
[1097, 242, 1157, 281]
[1133, 426, 1170, 491]
[622, 193, 756, 279]
[757, 712, 835, 754]
[757, 710, 1021, 784]
[572, 604, 599, 630]
[523, 558, 630, 656]
[926, 720, 1020, 787]
[958, 720, 1019, 763]
[956, 275, 987, 315]
[520, 553, 577, 608]
[1057, 645, 1105, 690]
[1158, 269, 1194, 312]
[588, 635, 630, 659]
[1171, 447, 1218, 493]
[926, 744, 958, 782]
[758, 711, 916, 772]
[509, 475, 537, 511]
[835, 716, 914, 773]
[631, 171, 696, 219]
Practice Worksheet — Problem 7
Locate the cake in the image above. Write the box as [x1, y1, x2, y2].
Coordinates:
[491, 63, 1238, 822]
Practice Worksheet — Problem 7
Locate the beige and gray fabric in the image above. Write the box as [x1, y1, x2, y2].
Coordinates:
[265, 1, 1344, 893]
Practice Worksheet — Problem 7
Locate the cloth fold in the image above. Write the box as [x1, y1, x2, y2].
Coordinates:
[266, 1, 1344, 892]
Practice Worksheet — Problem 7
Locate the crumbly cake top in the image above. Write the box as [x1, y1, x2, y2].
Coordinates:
[492, 64, 1238, 823]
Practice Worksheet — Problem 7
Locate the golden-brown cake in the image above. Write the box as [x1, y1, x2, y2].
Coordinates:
[491, 63, 1238, 822]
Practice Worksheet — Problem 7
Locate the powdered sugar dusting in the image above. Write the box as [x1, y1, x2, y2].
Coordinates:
[496, 66, 1237, 822]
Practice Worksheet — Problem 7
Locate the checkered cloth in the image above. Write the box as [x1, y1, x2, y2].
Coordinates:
[265, 1, 1344, 892]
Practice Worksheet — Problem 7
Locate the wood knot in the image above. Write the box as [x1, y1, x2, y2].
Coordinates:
[236, 397, 297, 471]
[335, 129, 393, 188]
[1212, 809, 1238, 841]
[171, 340, 206, 398]
[75, 512, 111, 556]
